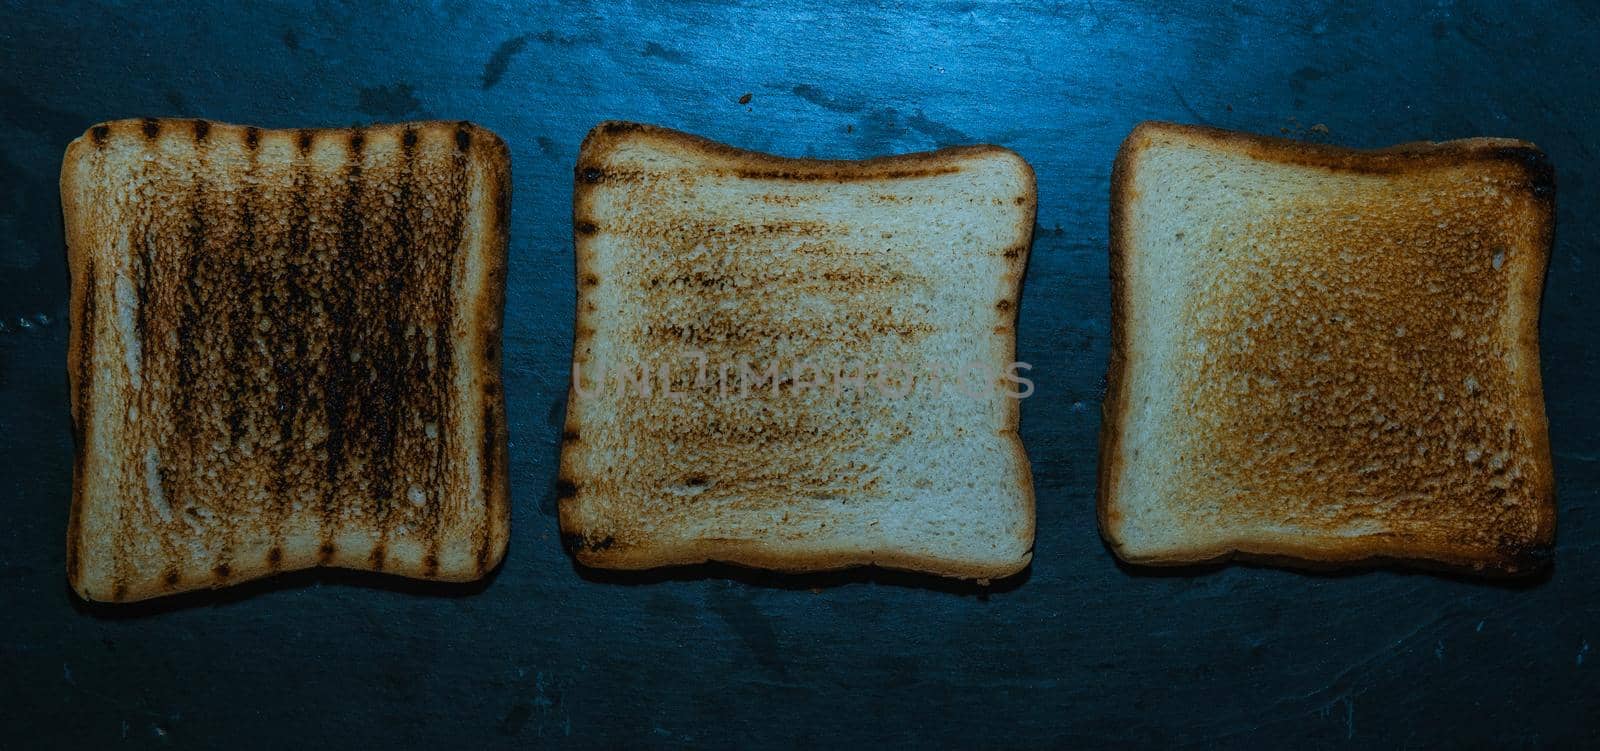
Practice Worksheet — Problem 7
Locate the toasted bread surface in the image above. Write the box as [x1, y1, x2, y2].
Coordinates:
[63, 118, 511, 602]
[1100, 121, 1555, 575]
[559, 122, 1035, 580]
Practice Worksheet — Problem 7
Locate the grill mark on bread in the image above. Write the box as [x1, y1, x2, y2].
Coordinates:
[267, 144, 314, 558]
[643, 312, 934, 346]
[358, 138, 404, 531]
[731, 166, 959, 181]
[319, 131, 366, 551]
[419, 139, 468, 570]
[641, 415, 881, 444]
[215, 137, 262, 581]
[475, 405, 496, 573]
[133, 228, 155, 370]
[644, 268, 906, 292]
[75, 259, 97, 440]
[91, 124, 110, 146]
[141, 118, 160, 139]
[139, 157, 214, 595]
[369, 128, 420, 554]
[65, 120, 510, 599]
[66, 258, 97, 585]
[174, 175, 207, 440]
[611, 218, 835, 240]
[222, 143, 257, 450]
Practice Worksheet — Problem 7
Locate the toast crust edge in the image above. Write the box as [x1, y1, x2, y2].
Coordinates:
[62, 132, 98, 598]
[62, 118, 513, 601]
[1098, 120, 1556, 576]
[559, 120, 1036, 582]
[467, 121, 515, 581]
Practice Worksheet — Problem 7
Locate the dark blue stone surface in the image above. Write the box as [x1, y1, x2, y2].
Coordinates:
[1, 1, 1596, 746]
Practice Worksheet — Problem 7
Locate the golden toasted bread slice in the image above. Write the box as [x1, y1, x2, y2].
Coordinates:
[62, 118, 511, 602]
[559, 122, 1036, 581]
[1099, 121, 1555, 575]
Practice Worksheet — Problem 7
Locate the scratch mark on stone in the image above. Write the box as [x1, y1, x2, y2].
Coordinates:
[707, 583, 787, 676]
[523, 670, 572, 738]
[1170, 82, 1212, 126]
[1083, 0, 1106, 28]
[906, 109, 971, 147]
[641, 41, 688, 63]
[498, 702, 532, 735]
[482, 34, 534, 89]
[356, 83, 421, 118]
[791, 83, 865, 114]
[535, 29, 600, 47]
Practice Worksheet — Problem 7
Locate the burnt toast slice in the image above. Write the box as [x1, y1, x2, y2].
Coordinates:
[62, 118, 511, 602]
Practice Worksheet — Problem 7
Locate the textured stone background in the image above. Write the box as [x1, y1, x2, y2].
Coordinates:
[1, 1, 1596, 747]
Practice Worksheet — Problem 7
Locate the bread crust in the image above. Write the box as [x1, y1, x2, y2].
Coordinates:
[1099, 120, 1555, 576]
[63, 118, 511, 601]
[560, 121, 1035, 581]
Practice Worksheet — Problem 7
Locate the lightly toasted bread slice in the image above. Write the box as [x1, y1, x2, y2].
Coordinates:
[559, 122, 1036, 581]
[62, 118, 511, 602]
[1099, 121, 1555, 575]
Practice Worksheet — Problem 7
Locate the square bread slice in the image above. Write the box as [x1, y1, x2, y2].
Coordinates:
[63, 118, 511, 602]
[559, 122, 1035, 581]
[1099, 121, 1555, 575]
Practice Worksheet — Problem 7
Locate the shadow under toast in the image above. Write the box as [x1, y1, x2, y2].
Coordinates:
[67, 561, 505, 619]
[567, 555, 1032, 597]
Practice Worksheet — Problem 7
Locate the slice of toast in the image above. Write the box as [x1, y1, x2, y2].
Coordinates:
[559, 122, 1035, 581]
[62, 118, 511, 602]
[1100, 121, 1555, 575]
